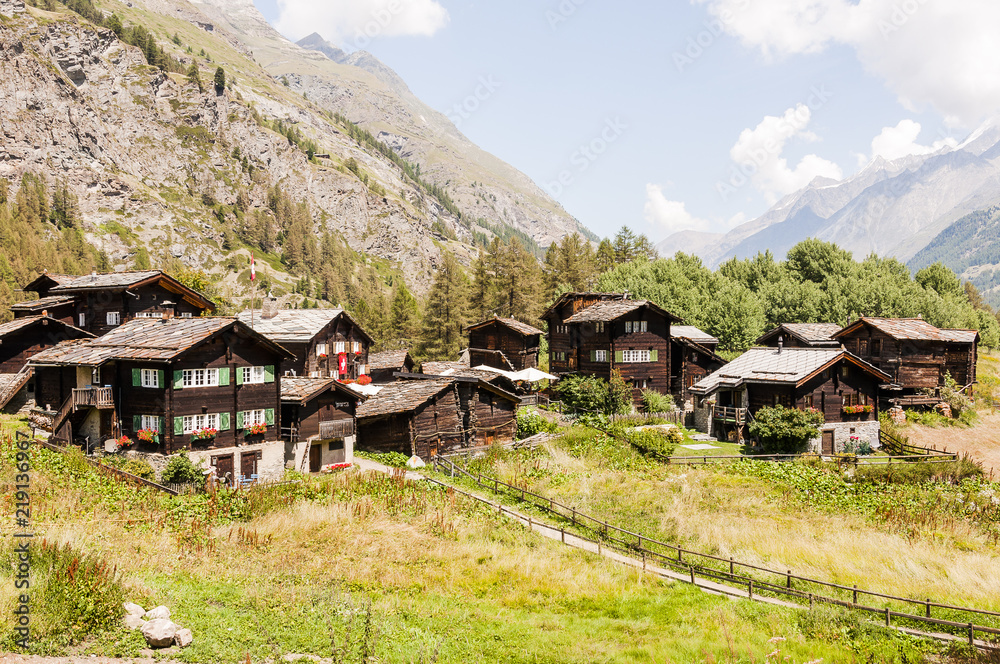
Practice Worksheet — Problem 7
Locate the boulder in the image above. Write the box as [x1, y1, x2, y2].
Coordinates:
[406, 455, 425, 469]
[124, 614, 147, 630]
[174, 627, 193, 648]
[141, 619, 178, 648]
[144, 605, 171, 620]
[123, 601, 146, 617]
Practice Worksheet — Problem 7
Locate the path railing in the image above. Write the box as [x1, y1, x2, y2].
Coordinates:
[429, 454, 1000, 648]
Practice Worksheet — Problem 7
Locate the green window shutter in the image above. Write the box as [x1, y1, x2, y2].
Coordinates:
[159, 417, 165, 440]
[157, 370, 164, 388]
[235, 367, 244, 386]
[265, 408, 275, 425]
[173, 417, 183, 435]
[133, 415, 141, 431]
[218, 367, 230, 386]
[173, 370, 184, 390]
[264, 365, 275, 383]
[614, 350, 623, 363]
[219, 412, 231, 431]
[132, 368, 141, 387]
[236, 411, 244, 429]
[590, 350, 596, 362]
[650, 349, 658, 362]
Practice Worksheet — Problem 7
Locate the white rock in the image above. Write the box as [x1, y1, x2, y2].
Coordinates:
[406, 455, 425, 469]
[141, 619, 177, 648]
[144, 605, 171, 620]
[124, 614, 146, 630]
[123, 601, 145, 617]
[174, 627, 193, 648]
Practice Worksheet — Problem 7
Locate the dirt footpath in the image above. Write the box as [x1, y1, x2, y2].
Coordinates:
[904, 410, 1000, 478]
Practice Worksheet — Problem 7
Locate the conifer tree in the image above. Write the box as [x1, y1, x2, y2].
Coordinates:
[213, 66, 226, 93]
[419, 252, 470, 360]
[389, 281, 421, 345]
[187, 62, 203, 92]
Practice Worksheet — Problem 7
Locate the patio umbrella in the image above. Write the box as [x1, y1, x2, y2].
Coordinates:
[509, 367, 557, 382]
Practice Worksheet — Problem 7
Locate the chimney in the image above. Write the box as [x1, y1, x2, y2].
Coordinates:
[161, 300, 175, 320]
[262, 296, 279, 320]
[778, 335, 783, 354]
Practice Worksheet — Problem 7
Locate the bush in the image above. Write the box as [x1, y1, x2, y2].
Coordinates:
[854, 458, 983, 485]
[555, 373, 630, 415]
[354, 450, 410, 468]
[641, 389, 675, 413]
[748, 405, 824, 454]
[516, 407, 557, 440]
[160, 451, 204, 484]
[626, 428, 678, 458]
[121, 458, 156, 480]
[665, 426, 684, 446]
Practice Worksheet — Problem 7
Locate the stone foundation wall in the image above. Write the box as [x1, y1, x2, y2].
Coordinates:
[287, 435, 356, 473]
[808, 420, 880, 455]
[123, 439, 287, 482]
[692, 406, 712, 435]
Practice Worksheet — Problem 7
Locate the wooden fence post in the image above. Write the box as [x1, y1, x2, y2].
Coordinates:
[852, 585, 858, 606]
[561, 527, 565, 544]
[926, 599, 931, 618]
[748, 579, 753, 599]
[690, 566, 695, 585]
[809, 593, 814, 610]
[786, 570, 792, 589]
[730, 557, 734, 576]
[968, 623, 975, 646]
[885, 608, 891, 627]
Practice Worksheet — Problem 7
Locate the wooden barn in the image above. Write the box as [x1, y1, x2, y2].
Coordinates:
[15, 270, 215, 336]
[756, 323, 843, 348]
[466, 316, 543, 371]
[690, 347, 891, 453]
[237, 308, 373, 381]
[832, 318, 979, 401]
[29, 317, 293, 481]
[542, 292, 624, 375]
[0, 316, 93, 413]
[367, 349, 414, 383]
[669, 326, 727, 410]
[281, 377, 364, 472]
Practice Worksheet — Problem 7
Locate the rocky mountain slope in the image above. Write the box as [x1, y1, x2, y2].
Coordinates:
[658, 120, 1000, 269]
[0, 0, 585, 306]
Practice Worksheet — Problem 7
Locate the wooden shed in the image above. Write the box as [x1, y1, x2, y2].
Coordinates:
[756, 323, 843, 349]
[466, 316, 543, 371]
[0, 316, 93, 413]
[367, 349, 415, 383]
[281, 377, 364, 472]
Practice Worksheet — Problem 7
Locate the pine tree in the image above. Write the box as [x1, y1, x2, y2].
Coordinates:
[388, 281, 421, 346]
[419, 252, 471, 360]
[187, 62, 203, 92]
[214, 66, 226, 93]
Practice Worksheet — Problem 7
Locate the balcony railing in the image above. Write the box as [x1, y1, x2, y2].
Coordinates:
[711, 405, 747, 424]
[72, 387, 114, 410]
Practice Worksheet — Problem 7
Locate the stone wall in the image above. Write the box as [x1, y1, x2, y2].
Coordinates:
[124, 439, 287, 482]
[286, 435, 356, 472]
[808, 420, 880, 455]
[692, 406, 712, 435]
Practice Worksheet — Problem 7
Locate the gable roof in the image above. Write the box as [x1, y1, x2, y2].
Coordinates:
[0, 315, 92, 340]
[675, 337, 728, 364]
[563, 299, 683, 324]
[28, 317, 292, 367]
[280, 377, 365, 405]
[540, 291, 625, 319]
[22, 272, 76, 293]
[368, 349, 414, 371]
[10, 295, 77, 312]
[690, 347, 891, 396]
[236, 308, 374, 345]
[834, 317, 979, 343]
[356, 378, 456, 419]
[467, 316, 544, 336]
[671, 325, 718, 345]
[756, 323, 843, 347]
[24, 270, 216, 312]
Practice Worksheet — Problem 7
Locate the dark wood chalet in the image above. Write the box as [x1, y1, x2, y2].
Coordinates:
[281, 377, 364, 472]
[0, 316, 93, 413]
[466, 316, 544, 371]
[542, 292, 624, 374]
[237, 308, 373, 381]
[756, 323, 843, 349]
[669, 326, 727, 409]
[690, 347, 891, 453]
[356, 375, 519, 458]
[28, 317, 293, 466]
[420, 363, 520, 396]
[555, 298, 682, 401]
[832, 318, 979, 401]
[367, 349, 414, 384]
[15, 270, 216, 336]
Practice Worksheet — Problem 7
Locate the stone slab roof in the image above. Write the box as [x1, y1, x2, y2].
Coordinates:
[48, 270, 163, 292]
[281, 377, 362, 404]
[356, 379, 455, 419]
[236, 309, 343, 343]
[10, 295, 76, 311]
[563, 299, 682, 324]
[368, 350, 413, 371]
[757, 323, 843, 346]
[0, 315, 90, 339]
[671, 325, 718, 344]
[467, 316, 543, 336]
[836, 318, 979, 343]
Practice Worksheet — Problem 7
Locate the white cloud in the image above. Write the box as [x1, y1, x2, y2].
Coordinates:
[858, 119, 958, 166]
[644, 184, 711, 235]
[276, 0, 450, 46]
[728, 104, 842, 204]
[695, 0, 1000, 126]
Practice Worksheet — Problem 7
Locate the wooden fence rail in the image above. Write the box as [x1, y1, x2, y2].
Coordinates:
[429, 454, 1000, 647]
[35, 438, 179, 495]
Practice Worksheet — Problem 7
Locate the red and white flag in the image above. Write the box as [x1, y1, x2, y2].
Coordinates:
[250, 252, 256, 282]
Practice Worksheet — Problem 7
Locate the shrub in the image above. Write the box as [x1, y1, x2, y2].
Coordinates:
[120, 458, 156, 480]
[626, 428, 677, 458]
[516, 407, 557, 440]
[748, 405, 824, 454]
[665, 426, 685, 446]
[160, 451, 204, 484]
[354, 450, 410, 468]
[854, 458, 983, 485]
[641, 389, 675, 413]
[555, 373, 630, 415]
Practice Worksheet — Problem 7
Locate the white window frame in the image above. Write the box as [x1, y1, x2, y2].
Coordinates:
[335, 341, 346, 354]
[141, 415, 160, 432]
[595, 322, 605, 333]
[241, 366, 266, 384]
[595, 350, 607, 362]
[244, 409, 266, 426]
[106, 311, 121, 326]
[625, 321, 647, 334]
[621, 349, 651, 363]
[183, 413, 218, 434]
[316, 343, 328, 357]
[135, 311, 164, 319]
[359, 364, 368, 375]
[180, 312, 193, 319]
[352, 341, 362, 353]
[141, 369, 159, 388]
[182, 368, 219, 388]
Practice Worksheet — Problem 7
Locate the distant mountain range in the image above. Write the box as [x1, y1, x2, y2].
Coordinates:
[657, 119, 1000, 303]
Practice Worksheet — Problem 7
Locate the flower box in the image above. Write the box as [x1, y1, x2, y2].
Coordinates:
[842, 405, 873, 415]
[137, 429, 159, 443]
[244, 423, 267, 436]
[117, 435, 132, 448]
[320, 462, 352, 473]
[191, 428, 218, 441]
[357, 374, 372, 386]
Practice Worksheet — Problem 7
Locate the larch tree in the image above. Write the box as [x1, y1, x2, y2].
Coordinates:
[419, 252, 471, 360]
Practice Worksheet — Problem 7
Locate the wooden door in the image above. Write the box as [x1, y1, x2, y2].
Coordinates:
[821, 431, 835, 455]
[241, 451, 258, 478]
[215, 454, 234, 485]
[309, 443, 321, 473]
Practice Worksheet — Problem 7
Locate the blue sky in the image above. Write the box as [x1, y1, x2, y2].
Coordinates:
[252, 0, 1000, 244]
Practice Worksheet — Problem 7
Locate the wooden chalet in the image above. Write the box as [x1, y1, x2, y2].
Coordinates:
[281, 377, 364, 472]
[466, 316, 543, 371]
[542, 292, 623, 374]
[756, 323, 843, 348]
[0, 316, 93, 413]
[669, 326, 727, 410]
[420, 362, 520, 395]
[29, 317, 293, 480]
[237, 308, 373, 381]
[15, 270, 215, 336]
[367, 349, 414, 384]
[552, 297, 682, 401]
[690, 347, 891, 453]
[832, 318, 979, 402]
[356, 375, 519, 458]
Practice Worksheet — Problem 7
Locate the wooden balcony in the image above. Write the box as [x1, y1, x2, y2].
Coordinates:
[72, 387, 114, 410]
[712, 405, 747, 425]
[319, 419, 354, 439]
